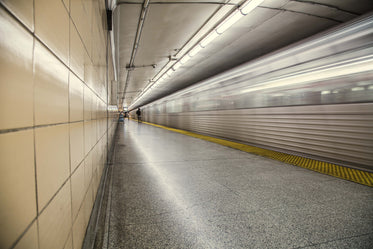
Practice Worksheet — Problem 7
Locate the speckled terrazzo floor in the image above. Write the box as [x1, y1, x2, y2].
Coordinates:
[101, 120, 373, 249]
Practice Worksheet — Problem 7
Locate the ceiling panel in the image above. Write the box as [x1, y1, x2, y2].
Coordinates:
[308, 0, 373, 14]
[284, 1, 356, 22]
[123, 3, 221, 106]
[114, 4, 141, 68]
[135, 3, 219, 65]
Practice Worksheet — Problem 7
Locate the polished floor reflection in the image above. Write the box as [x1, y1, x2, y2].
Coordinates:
[104, 120, 373, 249]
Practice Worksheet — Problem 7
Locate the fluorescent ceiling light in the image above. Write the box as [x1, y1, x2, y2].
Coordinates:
[216, 10, 243, 34]
[143, 85, 151, 92]
[153, 74, 163, 83]
[166, 69, 174, 77]
[240, 0, 264, 15]
[351, 87, 365, 91]
[173, 62, 182, 70]
[200, 31, 219, 47]
[180, 54, 191, 64]
[189, 44, 203, 57]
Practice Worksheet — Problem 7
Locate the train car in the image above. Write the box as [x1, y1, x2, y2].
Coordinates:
[140, 14, 373, 171]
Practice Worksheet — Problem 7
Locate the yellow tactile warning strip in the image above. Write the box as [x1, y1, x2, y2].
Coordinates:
[141, 121, 373, 187]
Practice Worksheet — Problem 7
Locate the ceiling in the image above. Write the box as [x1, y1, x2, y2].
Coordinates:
[110, 0, 373, 109]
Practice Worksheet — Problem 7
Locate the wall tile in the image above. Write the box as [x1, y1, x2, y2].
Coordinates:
[96, 120, 101, 140]
[35, 124, 70, 210]
[103, 118, 108, 136]
[35, 0, 69, 64]
[63, 232, 73, 249]
[83, 185, 94, 226]
[0, 130, 37, 249]
[38, 181, 72, 249]
[34, 41, 69, 125]
[70, 122, 84, 172]
[71, 0, 92, 58]
[84, 61, 95, 89]
[84, 86, 92, 121]
[0, 8, 34, 130]
[84, 121, 92, 155]
[70, 21, 85, 79]
[98, 118, 104, 139]
[92, 167, 101, 198]
[97, 101, 102, 119]
[93, 0, 107, 67]
[81, 0, 93, 56]
[0, 0, 117, 248]
[69, 72, 84, 122]
[1, 0, 34, 31]
[63, 0, 70, 12]
[91, 145, 99, 174]
[72, 205, 87, 249]
[91, 120, 98, 147]
[92, 97, 97, 119]
[71, 163, 85, 221]
[13, 222, 39, 249]
[84, 153, 93, 192]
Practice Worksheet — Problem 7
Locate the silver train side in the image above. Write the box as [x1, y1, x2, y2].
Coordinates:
[138, 14, 373, 170]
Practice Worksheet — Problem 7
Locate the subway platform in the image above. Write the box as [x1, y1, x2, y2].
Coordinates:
[95, 119, 373, 249]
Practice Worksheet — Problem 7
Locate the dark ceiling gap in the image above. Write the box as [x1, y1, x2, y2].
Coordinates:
[292, 0, 360, 16]
[262, 6, 346, 23]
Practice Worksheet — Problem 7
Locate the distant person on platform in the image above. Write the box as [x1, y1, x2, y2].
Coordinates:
[136, 108, 141, 122]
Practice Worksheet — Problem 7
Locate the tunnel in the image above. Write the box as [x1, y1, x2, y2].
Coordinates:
[1, 1, 373, 249]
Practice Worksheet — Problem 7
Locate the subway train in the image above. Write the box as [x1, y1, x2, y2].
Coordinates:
[138, 14, 373, 171]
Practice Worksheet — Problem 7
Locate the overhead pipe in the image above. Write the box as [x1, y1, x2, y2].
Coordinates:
[111, 0, 150, 107]
[120, 0, 150, 106]
[129, 0, 150, 67]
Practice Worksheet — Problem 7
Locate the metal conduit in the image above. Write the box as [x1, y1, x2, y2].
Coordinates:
[115, 0, 150, 105]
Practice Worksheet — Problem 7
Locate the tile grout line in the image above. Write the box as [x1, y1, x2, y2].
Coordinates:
[67, 7, 75, 248]
[32, 3, 41, 245]
[0, 118, 105, 134]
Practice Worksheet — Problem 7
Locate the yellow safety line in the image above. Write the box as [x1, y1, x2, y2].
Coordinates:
[141, 121, 373, 187]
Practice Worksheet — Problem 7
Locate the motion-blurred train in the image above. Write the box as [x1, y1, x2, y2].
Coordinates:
[136, 13, 373, 171]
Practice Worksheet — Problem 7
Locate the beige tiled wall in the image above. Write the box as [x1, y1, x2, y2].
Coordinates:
[0, 0, 118, 249]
